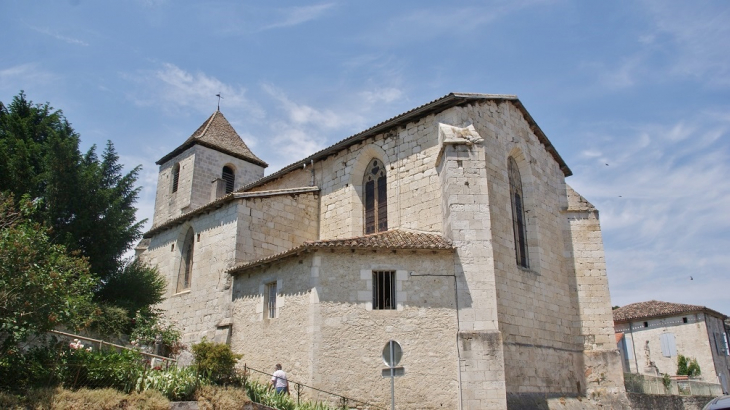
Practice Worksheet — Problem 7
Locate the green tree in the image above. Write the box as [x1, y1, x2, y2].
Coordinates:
[192, 339, 243, 385]
[96, 259, 166, 317]
[0, 91, 144, 282]
[0, 193, 97, 352]
[677, 354, 701, 377]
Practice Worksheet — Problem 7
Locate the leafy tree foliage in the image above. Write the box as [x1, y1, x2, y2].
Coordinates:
[0, 91, 144, 282]
[192, 339, 242, 385]
[0, 193, 96, 351]
[96, 259, 166, 316]
[677, 354, 701, 377]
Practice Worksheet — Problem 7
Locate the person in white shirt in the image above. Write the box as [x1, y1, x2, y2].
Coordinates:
[270, 363, 289, 395]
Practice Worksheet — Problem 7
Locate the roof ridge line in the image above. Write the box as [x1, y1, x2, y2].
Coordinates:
[196, 110, 218, 139]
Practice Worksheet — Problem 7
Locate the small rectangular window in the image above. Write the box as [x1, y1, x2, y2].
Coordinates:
[265, 282, 277, 319]
[373, 271, 396, 310]
[644, 322, 649, 328]
[683, 317, 688, 323]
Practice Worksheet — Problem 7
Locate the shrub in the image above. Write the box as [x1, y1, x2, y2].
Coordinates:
[91, 304, 131, 339]
[677, 354, 701, 377]
[662, 373, 671, 391]
[0, 340, 65, 392]
[130, 308, 182, 355]
[61, 342, 145, 392]
[135, 365, 202, 401]
[192, 339, 243, 385]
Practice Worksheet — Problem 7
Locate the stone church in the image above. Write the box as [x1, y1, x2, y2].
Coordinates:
[138, 93, 629, 409]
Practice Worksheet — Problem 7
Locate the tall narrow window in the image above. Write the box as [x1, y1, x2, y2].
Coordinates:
[222, 166, 235, 194]
[363, 159, 387, 234]
[508, 157, 529, 268]
[176, 228, 194, 292]
[372, 271, 396, 310]
[171, 163, 180, 193]
[265, 282, 277, 319]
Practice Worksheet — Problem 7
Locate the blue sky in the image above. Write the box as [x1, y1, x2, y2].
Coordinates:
[2, 1, 729, 314]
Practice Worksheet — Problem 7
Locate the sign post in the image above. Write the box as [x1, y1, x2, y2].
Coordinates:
[382, 340, 403, 410]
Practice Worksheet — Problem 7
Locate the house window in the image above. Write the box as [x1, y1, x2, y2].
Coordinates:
[176, 228, 194, 292]
[508, 157, 529, 268]
[222, 166, 235, 194]
[265, 282, 277, 319]
[363, 159, 387, 235]
[660, 333, 677, 357]
[372, 271, 396, 310]
[171, 163, 180, 193]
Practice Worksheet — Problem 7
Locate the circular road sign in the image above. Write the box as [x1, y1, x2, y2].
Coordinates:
[382, 340, 402, 367]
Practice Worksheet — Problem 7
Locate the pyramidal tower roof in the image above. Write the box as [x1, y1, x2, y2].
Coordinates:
[156, 110, 267, 167]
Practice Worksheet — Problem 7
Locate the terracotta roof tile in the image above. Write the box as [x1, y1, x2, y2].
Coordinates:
[613, 300, 726, 322]
[228, 230, 453, 274]
[157, 111, 267, 167]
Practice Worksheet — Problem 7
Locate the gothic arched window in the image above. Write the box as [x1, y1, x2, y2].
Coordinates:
[222, 166, 235, 194]
[176, 228, 194, 292]
[508, 157, 529, 268]
[171, 163, 180, 193]
[363, 159, 387, 235]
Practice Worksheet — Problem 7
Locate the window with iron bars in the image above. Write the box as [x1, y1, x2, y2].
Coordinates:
[372, 271, 396, 310]
[265, 282, 277, 319]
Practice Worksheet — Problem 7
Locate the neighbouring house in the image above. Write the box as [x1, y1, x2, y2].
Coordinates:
[138, 93, 630, 409]
[614, 300, 730, 394]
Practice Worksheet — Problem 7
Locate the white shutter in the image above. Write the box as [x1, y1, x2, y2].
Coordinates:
[625, 336, 634, 359]
[660, 333, 677, 357]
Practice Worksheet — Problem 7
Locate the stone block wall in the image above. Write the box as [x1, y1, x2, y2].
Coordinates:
[143, 202, 240, 343]
[153, 150, 195, 227]
[252, 118, 445, 239]
[153, 145, 264, 227]
[230, 250, 459, 410]
[235, 191, 320, 263]
[442, 101, 589, 397]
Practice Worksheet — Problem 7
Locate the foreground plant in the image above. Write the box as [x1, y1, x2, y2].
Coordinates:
[135, 365, 202, 401]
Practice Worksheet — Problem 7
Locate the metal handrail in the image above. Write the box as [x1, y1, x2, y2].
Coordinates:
[49, 330, 176, 363]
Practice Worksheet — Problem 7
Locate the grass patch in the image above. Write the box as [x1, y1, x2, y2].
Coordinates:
[196, 385, 251, 410]
[0, 387, 169, 410]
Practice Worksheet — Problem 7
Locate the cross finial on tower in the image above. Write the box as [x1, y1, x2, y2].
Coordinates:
[216, 92, 223, 111]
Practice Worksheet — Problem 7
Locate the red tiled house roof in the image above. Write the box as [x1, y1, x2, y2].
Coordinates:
[613, 300, 726, 323]
[228, 229, 454, 274]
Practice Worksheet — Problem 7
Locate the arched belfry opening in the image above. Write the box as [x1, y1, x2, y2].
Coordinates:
[222, 165, 235, 194]
[171, 163, 180, 193]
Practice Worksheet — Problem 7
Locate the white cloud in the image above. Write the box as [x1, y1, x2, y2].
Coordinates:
[0, 64, 57, 93]
[262, 83, 363, 130]
[362, 0, 554, 46]
[642, 1, 730, 87]
[125, 63, 264, 119]
[27, 25, 89, 46]
[262, 3, 335, 30]
[568, 111, 730, 312]
[359, 88, 403, 104]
